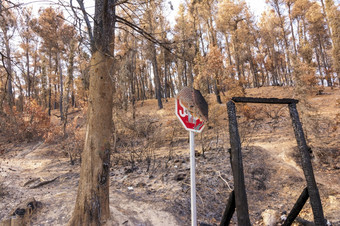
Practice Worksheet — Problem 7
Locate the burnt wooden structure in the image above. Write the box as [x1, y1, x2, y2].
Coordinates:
[0, 197, 38, 226]
[221, 97, 325, 226]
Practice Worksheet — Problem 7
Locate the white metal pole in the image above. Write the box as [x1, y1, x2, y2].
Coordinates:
[190, 131, 197, 226]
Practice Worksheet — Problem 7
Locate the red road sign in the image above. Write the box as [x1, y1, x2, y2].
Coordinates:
[175, 99, 205, 133]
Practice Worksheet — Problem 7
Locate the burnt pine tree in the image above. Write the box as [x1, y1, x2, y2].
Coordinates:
[68, 0, 115, 225]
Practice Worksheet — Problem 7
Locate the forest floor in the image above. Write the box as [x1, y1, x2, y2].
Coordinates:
[0, 86, 339, 225]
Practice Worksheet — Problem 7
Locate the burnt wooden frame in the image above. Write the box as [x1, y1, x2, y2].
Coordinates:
[222, 97, 325, 226]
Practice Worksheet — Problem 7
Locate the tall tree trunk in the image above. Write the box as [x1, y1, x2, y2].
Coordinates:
[68, 51, 113, 225]
[48, 83, 51, 116]
[69, 0, 116, 224]
[32, 50, 38, 99]
[315, 47, 324, 85]
[318, 35, 332, 86]
[48, 50, 52, 116]
[63, 41, 75, 136]
[187, 61, 194, 88]
[287, 3, 298, 57]
[26, 36, 31, 99]
[152, 44, 163, 109]
[215, 78, 222, 104]
[324, 0, 340, 80]
[58, 52, 64, 120]
[232, 23, 242, 81]
[41, 62, 48, 108]
[225, 34, 233, 66]
[4, 31, 13, 106]
[163, 52, 169, 99]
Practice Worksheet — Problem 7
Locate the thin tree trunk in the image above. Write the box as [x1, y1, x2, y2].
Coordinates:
[152, 45, 163, 109]
[32, 50, 38, 99]
[275, 2, 292, 84]
[4, 31, 13, 106]
[63, 41, 75, 137]
[26, 36, 31, 99]
[215, 78, 222, 104]
[48, 50, 52, 115]
[318, 35, 332, 86]
[48, 83, 51, 116]
[187, 61, 194, 88]
[58, 52, 64, 121]
[315, 47, 324, 85]
[288, 3, 298, 57]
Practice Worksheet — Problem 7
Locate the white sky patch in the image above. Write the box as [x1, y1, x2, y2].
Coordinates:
[245, 0, 267, 19]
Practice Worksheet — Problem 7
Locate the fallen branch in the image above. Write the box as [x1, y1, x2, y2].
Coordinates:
[22, 178, 40, 187]
[29, 176, 59, 189]
[53, 110, 81, 118]
[217, 171, 232, 191]
[295, 217, 315, 226]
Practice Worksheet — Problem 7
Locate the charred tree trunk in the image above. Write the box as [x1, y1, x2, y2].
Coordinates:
[68, 0, 116, 225]
[48, 50, 52, 116]
[68, 52, 113, 225]
[63, 41, 75, 137]
[26, 37, 31, 99]
[4, 31, 14, 106]
[58, 52, 64, 121]
[215, 78, 222, 104]
[152, 45, 163, 109]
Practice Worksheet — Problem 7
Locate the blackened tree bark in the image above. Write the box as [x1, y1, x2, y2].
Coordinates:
[152, 44, 163, 109]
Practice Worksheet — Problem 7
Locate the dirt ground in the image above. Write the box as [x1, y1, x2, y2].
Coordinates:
[0, 86, 339, 225]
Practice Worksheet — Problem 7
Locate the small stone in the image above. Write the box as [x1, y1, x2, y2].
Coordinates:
[136, 182, 146, 188]
[262, 209, 280, 226]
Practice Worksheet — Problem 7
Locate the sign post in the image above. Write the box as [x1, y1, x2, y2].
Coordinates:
[175, 98, 205, 226]
[189, 130, 196, 226]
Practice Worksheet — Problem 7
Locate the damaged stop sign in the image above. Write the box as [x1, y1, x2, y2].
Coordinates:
[175, 99, 205, 133]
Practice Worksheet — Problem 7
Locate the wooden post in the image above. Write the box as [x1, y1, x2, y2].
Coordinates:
[220, 190, 235, 226]
[283, 187, 309, 226]
[227, 101, 251, 226]
[288, 103, 325, 226]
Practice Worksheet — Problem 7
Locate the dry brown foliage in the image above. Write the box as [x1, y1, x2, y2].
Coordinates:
[0, 100, 50, 142]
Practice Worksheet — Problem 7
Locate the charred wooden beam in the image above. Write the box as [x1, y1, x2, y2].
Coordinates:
[232, 97, 298, 104]
[283, 187, 309, 226]
[289, 103, 326, 226]
[220, 190, 235, 226]
[227, 101, 251, 226]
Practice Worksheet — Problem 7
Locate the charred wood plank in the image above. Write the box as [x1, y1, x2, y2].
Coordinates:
[220, 190, 235, 226]
[283, 187, 309, 226]
[289, 103, 325, 226]
[232, 97, 298, 104]
[227, 101, 251, 226]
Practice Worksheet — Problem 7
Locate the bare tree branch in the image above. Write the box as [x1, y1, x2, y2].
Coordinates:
[116, 15, 188, 61]
[73, 0, 94, 48]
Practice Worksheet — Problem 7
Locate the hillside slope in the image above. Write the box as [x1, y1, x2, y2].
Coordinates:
[0, 86, 339, 225]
